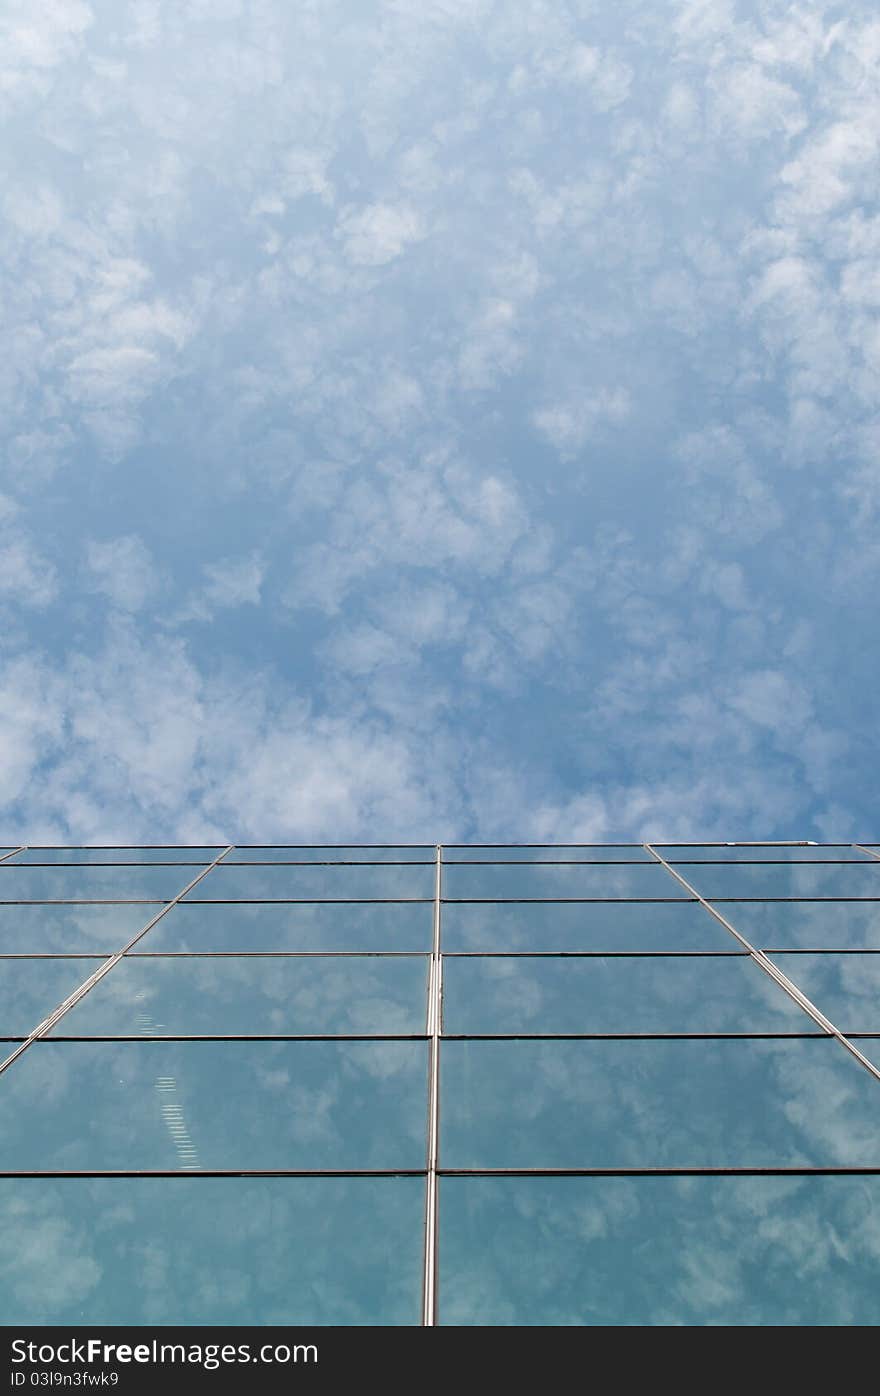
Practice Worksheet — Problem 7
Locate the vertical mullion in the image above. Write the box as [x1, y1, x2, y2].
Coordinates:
[421, 844, 442, 1326]
[644, 843, 880, 1084]
[0, 845, 235, 1078]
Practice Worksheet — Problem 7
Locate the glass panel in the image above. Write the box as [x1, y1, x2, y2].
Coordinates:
[441, 901, 729, 951]
[226, 846, 434, 863]
[442, 955, 808, 1034]
[769, 954, 880, 1033]
[187, 864, 434, 900]
[0, 1040, 426, 1170]
[0, 959, 106, 1036]
[51, 955, 429, 1036]
[442, 864, 687, 899]
[445, 846, 651, 862]
[718, 901, 880, 950]
[685, 864, 880, 899]
[14, 848, 223, 865]
[440, 1038, 880, 1167]
[440, 1176, 880, 1326]
[0, 1177, 422, 1325]
[0, 866, 195, 901]
[135, 901, 433, 952]
[659, 845, 868, 862]
[0, 904, 155, 953]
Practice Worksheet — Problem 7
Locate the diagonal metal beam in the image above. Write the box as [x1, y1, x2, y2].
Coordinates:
[0, 846, 235, 1079]
[645, 844, 880, 1084]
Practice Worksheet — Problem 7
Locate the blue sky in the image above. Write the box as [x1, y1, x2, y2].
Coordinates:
[1, 0, 877, 843]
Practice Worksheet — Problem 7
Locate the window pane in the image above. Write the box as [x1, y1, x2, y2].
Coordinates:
[0, 1040, 427, 1170]
[442, 864, 687, 900]
[187, 864, 434, 900]
[716, 901, 880, 950]
[13, 849, 224, 865]
[659, 845, 866, 862]
[442, 955, 808, 1034]
[50, 955, 429, 1036]
[769, 953, 880, 1033]
[135, 901, 433, 952]
[440, 1176, 880, 1326]
[0, 904, 155, 953]
[0, 1177, 422, 1325]
[444, 846, 651, 862]
[226, 846, 434, 863]
[683, 864, 880, 900]
[0, 959, 106, 1037]
[440, 1038, 880, 1167]
[0, 866, 196, 901]
[441, 901, 729, 952]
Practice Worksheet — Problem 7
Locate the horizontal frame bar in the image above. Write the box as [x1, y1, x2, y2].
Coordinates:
[0, 1169, 428, 1179]
[2, 1167, 878, 1179]
[438, 1166, 880, 1177]
[7, 1033, 430, 1043]
[439, 1032, 842, 1040]
[2, 948, 880, 960]
[0, 950, 428, 959]
[10, 1031, 880, 1043]
[2, 896, 880, 906]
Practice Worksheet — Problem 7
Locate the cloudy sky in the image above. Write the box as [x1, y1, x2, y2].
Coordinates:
[1, 0, 877, 843]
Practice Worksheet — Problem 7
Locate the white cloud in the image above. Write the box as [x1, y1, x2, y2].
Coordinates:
[167, 554, 265, 626]
[287, 452, 531, 612]
[0, 495, 56, 607]
[532, 389, 631, 459]
[336, 203, 425, 266]
[203, 554, 264, 609]
[85, 535, 160, 612]
[0, 0, 93, 100]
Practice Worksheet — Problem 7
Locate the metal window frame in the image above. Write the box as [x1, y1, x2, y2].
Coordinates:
[645, 845, 880, 1083]
[0, 848, 234, 1078]
[421, 846, 443, 1327]
[2, 839, 880, 1328]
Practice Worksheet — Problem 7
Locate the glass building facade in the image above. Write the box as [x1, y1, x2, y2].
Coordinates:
[1, 841, 880, 1326]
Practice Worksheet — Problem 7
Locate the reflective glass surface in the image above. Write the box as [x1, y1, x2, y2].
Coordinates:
[135, 900, 433, 951]
[12, 849, 223, 865]
[713, 901, 880, 950]
[187, 864, 434, 900]
[5, 841, 879, 1327]
[442, 955, 808, 1034]
[0, 959, 106, 1037]
[0, 1177, 423, 1325]
[769, 953, 880, 1033]
[686, 863, 880, 900]
[440, 1176, 880, 1325]
[51, 955, 429, 1036]
[226, 847, 434, 863]
[0, 1041, 427, 1170]
[442, 863, 687, 899]
[0, 866, 194, 901]
[0, 904, 155, 953]
[659, 845, 868, 862]
[441, 900, 730, 952]
[440, 1038, 880, 1167]
[444, 847, 652, 862]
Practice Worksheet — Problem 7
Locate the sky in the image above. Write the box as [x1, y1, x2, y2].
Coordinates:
[2, 0, 879, 844]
